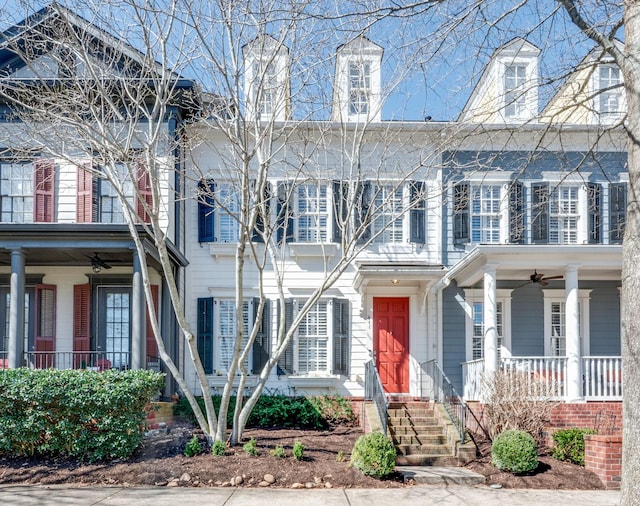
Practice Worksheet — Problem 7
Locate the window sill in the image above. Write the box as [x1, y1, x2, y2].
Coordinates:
[289, 243, 339, 258]
[288, 375, 339, 388]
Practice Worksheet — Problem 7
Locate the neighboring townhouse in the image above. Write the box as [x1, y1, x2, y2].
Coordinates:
[0, 5, 194, 394]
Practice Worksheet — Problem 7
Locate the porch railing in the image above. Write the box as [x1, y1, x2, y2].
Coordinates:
[420, 359, 466, 443]
[583, 356, 623, 400]
[364, 359, 388, 435]
[462, 355, 622, 401]
[23, 351, 131, 371]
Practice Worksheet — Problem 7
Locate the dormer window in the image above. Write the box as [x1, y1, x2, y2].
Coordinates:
[253, 61, 277, 118]
[349, 62, 370, 115]
[504, 64, 527, 118]
[598, 65, 623, 118]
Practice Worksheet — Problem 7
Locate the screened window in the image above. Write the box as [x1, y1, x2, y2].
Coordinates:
[372, 185, 403, 243]
[599, 66, 622, 117]
[349, 62, 370, 115]
[295, 184, 328, 242]
[0, 162, 33, 223]
[471, 185, 501, 243]
[549, 186, 579, 244]
[504, 64, 527, 118]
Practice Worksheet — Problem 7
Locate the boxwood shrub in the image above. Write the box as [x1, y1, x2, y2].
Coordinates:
[350, 432, 396, 478]
[0, 368, 164, 461]
[552, 428, 596, 466]
[491, 429, 539, 474]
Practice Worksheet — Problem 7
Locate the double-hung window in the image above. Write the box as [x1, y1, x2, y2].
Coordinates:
[1, 162, 33, 223]
[97, 164, 135, 224]
[598, 65, 623, 120]
[464, 289, 511, 361]
[295, 183, 329, 242]
[197, 180, 240, 243]
[471, 185, 502, 243]
[371, 184, 404, 243]
[349, 62, 370, 115]
[549, 185, 579, 244]
[297, 301, 328, 373]
[217, 299, 250, 372]
[504, 64, 527, 119]
[543, 290, 591, 357]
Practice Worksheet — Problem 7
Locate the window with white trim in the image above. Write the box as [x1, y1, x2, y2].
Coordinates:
[297, 300, 328, 374]
[372, 184, 403, 243]
[98, 163, 134, 224]
[549, 185, 579, 244]
[1, 162, 33, 223]
[253, 61, 276, 118]
[598, 65, 623, 118]
[216, 299, 250, 372]
[543, 289, 591, 357]
[216, 183, 241, 243]
[504, 64, 527, 118]
[349, 62, 370, 115]
[471, 185, 502, 243]
[464, 289, 512, 361]
[295, 183, 329, 242]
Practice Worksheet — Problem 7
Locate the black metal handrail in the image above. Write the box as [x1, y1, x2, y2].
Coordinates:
[420, 359, 466, 443]
[364, 359, 388, 435]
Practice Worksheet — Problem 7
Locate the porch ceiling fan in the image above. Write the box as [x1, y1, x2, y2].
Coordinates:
[87, 252, 112, 273]
[516, 270, 563, 288]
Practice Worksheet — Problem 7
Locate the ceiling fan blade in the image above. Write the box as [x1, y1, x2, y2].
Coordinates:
[539, 280, 549, 287]
[101, 261, 112, 270]
[542, 275, 563, 281]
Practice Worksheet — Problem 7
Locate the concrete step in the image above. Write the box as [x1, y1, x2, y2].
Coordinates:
[388, 417, 439, 427]
[395, 443, 454, 456]
[391, 434, 447, 445]
[389, 424, 444, 436]
[396, 466, 486, 485]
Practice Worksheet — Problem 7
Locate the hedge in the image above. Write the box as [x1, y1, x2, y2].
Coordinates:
[0, 368, 164, 461]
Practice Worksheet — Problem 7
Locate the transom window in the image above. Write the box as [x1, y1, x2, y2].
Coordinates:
[216, 299, 250, 372]
[372, 185, 403, 243]
[349, 62, 370, 115]
[1, 162, 33, 223]
[599, 65, 622, 117]
[295, 184, 328, 242]
[471, 185, 502, 243]
[549, 186, 579, 244]
[504, 64, 527, 118]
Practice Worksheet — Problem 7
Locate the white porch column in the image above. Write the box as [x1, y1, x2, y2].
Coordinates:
[484, 264, 498, 374]
[131, 251, 145, 370]
[565, 264, 582, 401]
[8, 249, 25, 369]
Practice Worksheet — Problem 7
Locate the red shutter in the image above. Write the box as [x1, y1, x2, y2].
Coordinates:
[77, 163, 94, 223]
[73, 284, 91, 368]
[34, 284, 56, 368]
[146, 285, 159, 364]
[135, 160, 152, 223]
[34, 160, 55, 222]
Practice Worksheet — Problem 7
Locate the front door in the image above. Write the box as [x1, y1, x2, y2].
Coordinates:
[97, 286, 132, 369]
[374, 297, 409, 393]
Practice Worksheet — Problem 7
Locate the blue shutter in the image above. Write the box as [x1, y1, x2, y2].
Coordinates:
[509, 180, 524, 244]
[252, 182, 271, 243]
[332, 298, 350, 376]
[453, 182, 469, 244]
[531, 182, 549, 244]
[409, 181, 426, 244]
[332, 181, 348, 243]
[252, 298, 270, 373]
[588, 182, 602, 244]
[198, 180, 215, 243]
[355, 181, 371, 244]
[276, 182, 293, 243]
[276, 299, 295, 375]
[610, 182, 627, 244]
[197, 297, 214, 374]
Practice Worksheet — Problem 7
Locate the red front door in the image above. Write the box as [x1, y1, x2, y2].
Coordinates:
[374, 297, 409, 394]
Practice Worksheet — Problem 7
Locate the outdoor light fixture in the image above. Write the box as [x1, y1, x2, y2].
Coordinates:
[89, 252, 112, 273]
[391, 279, 399, 285]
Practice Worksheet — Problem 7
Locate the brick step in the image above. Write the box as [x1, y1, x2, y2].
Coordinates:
[395, 443, 454, 456]
[387, 401, 431, 409]
[391, 434, 448, 445]
[389, 425, 444, 435]
[387, 408, 435, 418]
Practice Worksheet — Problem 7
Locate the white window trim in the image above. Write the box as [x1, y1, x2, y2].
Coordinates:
[463, 288, 512, 361]
[212, 298, 254, 374]
[540, 173, 592, 244]
[542, 289, 591, 356]
[290, 298, 335, 376]
[592, 62, 625, 124]
[292, 182, 331, 243]
[465, 172, 513, 244]
[497, 56, 537, 123]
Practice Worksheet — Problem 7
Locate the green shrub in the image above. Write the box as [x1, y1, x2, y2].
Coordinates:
[243, 437, 258, 456]
[552, 428, 596, 466]
[491, 430, 538, 474]
[350, 433, 396, 478]
[270, 445, 286, 458]
[212, 440, 226, 456]
[184, 436, 202, 457]
[292, 441, 304, 461]
[307, 395, 356, 426]
[0, 369, 164, 461]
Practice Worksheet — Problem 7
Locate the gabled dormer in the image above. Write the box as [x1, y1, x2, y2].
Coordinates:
[460, 38, 539, 124]
[540, 40, 625, 125]
[243, 34, 290, 122]
[331, 36, 383, 123]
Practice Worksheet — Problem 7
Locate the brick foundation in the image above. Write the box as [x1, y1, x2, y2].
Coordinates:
[549, 403, 621, 434]
[584, 434, 622, 489]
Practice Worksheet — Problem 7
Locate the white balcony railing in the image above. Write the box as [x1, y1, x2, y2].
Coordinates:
[462, 355, 622, 402]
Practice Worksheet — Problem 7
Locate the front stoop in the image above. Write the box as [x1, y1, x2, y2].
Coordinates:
[388, 401, 476, 467]
[396, 466, 486, 485]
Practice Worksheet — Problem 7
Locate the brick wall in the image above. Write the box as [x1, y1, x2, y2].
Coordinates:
[549, 403, 621, 434]
[584, 434, 622, 489]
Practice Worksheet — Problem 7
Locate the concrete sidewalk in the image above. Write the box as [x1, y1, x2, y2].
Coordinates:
[0, 484, 621, 505]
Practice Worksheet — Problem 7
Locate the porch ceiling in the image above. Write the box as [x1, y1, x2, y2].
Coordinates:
[353, 262, 446, 291]
[449, 245, 622, 287]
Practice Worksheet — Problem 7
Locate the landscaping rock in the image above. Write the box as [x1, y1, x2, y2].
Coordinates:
[263, 474, 275, 484]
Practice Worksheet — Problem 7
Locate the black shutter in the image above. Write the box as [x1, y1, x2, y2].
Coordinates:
[509, 180, 524, 244]
[610, 182, 627, 244]
[453, 182, 469, 244]
[355, 181, 372, 244]
[252, 298, 270, 373]
[531, 182, 549, 244]
[332, 298, 350, 376]
[197, 297, 214, 374]
[409, 181, 426, 244]
[277, 299, 295, 375]
[197, 180, 215, 243]
[332, 181, 348, 243]
[276, 182, 294, 244]
[587, 182, 602, 244]
[252, 182, 271, 243]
